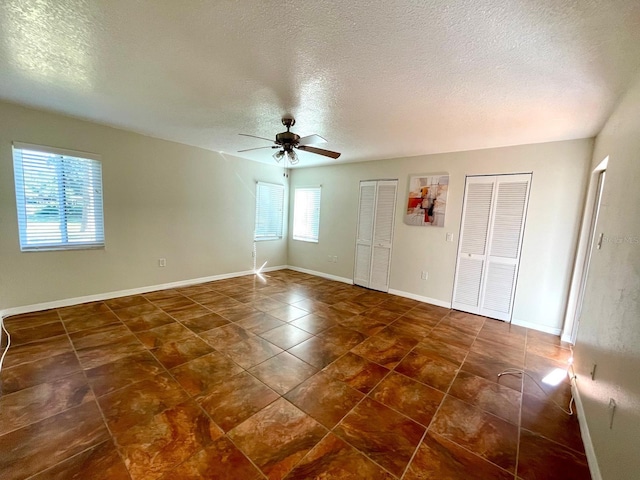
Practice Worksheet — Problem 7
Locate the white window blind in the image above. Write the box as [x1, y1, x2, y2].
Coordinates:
[255, 182, 284, 241]
[12, 143, 105, 251]
[293, 187, 321, 242]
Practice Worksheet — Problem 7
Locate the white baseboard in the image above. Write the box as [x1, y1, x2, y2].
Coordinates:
[511, 318, 562, 336]
[284, 267, 453, 309]
[571, 378, 602, 480]
[0, 265, 288, 320]
[1, 264, 563, 343]
[561, 333, 574, 344]
[388, 289, 452, 309]
[285, 266, 353, 285]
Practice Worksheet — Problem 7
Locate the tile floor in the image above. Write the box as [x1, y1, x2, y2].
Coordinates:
[0, 269, 591, 479]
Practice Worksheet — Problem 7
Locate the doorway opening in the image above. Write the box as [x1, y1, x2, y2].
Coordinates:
[562, 157, 608, 343]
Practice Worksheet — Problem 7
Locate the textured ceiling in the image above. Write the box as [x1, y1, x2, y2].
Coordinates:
[1, 1, 639, 167]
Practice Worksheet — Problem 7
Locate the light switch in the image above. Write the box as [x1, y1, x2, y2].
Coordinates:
[446, 233, 454, 242]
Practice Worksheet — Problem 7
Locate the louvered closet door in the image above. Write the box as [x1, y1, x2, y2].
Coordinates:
[479, 174, 531, 320]
[353, 180, 398, 292]
[369, 181, 398, 292]
[452, 174, 531, 321]
[354, 181, 377, 288]
[452, 177, 496, 314]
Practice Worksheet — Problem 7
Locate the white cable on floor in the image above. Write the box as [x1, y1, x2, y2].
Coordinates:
[498, 367, 575, 415]
[0, 317, 10, 373]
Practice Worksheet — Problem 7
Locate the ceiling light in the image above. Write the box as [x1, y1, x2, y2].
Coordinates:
[273, 150, 284, 162]
[286, 149, 299, 165]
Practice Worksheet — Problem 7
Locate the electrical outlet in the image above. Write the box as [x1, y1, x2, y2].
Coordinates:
[158, 258, 166, 267]
[333, 256, 338, 263]
[327, 255, 333, 262]
[421, 271, 428, 280]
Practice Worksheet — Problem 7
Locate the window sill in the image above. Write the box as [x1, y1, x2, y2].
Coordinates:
[20, 244, 105, 252]
[293, 237, 319, 243]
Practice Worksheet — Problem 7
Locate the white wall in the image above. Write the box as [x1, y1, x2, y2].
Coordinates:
[573, 74, 640, 479]
[0, 101, 287, 310]
[288, 139, 593, 333]
[0, 99, 595, 338]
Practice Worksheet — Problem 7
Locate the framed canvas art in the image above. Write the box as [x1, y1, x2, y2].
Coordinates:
[404, 173, 449, 226]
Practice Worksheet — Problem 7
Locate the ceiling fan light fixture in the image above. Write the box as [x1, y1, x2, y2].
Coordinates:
[286, 149, 299, 165]
[273, 150, 284, 162]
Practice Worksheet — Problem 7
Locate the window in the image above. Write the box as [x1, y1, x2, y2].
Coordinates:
[254, 182, 284, 241]
[293, 186, 321, 242]
[12, 143, 105, 251]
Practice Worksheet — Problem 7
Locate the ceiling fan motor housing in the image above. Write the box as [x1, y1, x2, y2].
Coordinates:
[276, 131, 300, 149]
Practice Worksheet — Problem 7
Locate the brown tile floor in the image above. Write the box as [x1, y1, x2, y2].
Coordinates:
[0, 269, 590, 479]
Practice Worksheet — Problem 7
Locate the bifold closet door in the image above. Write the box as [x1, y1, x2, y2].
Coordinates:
[354, 180, 398, 292]
[452, 174, 531, 321]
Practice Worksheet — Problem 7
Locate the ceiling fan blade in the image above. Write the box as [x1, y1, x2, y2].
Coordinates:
[239, 133, 275, 143]
[237, 145, 279, 152]
[296, 145, 341, 159]
[298, 134, 327, 146]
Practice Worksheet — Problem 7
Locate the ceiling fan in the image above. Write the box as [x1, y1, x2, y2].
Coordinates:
[238, 117, 341, 165]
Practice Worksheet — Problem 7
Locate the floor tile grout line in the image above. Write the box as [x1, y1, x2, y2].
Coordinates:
[403, 311, 527, 477]
[138, 280, 341, 478]
[357, 321, 443, 480]
[261, 300, 432, 478]
[21, 439, 127, 480]
[279, 430, 336, 478]
[1, 321, 66, 349]
[102, 297, 266, 478]
[0, 368, 101, 438]
[397, 312, 487, 478]
[513, 330, 529, 479]
[109, 284, 426, 473]
[149, 281, 297, 478]
[56, 307, 135, 480]
[447, 313, 528, 478]
[318, 308, 450, 479]
[519, 329, 585, 458]
[117, 283, 277, 479]
[55, 284, 386, 350]
[449, 319, 527, 427]
[518, 425, 588, 457]
[320, 392, 405, 479]
[3, 272, 576, 479]
[109, 282, 319, 391]
[416, 429, 518, 479]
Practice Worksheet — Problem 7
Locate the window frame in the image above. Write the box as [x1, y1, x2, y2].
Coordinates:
[293, 186, 322, 243]
[12, 142, 105, 252]
[254, 181, 285, 242]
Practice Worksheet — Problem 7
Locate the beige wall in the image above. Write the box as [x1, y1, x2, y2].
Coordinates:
[0, 101, 287, 310]
[573, 74, 640, 479]
[288, 139, 593, 333]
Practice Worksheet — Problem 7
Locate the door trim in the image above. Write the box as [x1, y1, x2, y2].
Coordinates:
[561, 157, 608, 343]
